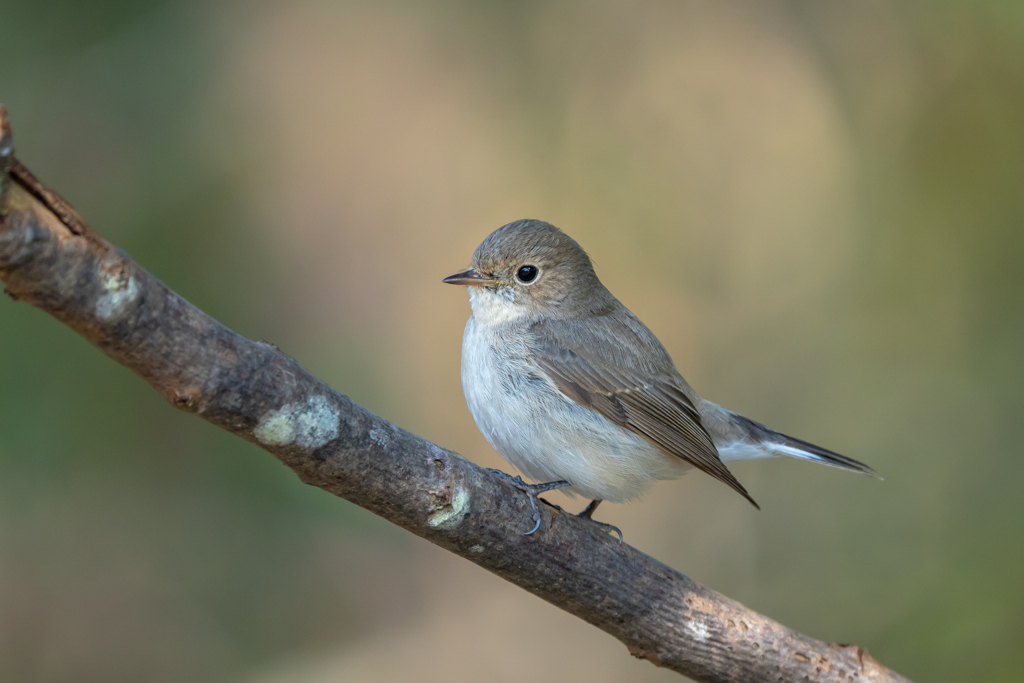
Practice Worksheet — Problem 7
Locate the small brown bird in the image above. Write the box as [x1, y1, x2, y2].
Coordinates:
[444, 220, 875, 538]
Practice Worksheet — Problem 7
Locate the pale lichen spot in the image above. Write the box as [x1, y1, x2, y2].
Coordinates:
[469, 545, 485, 553]
[685, 619, 710, 642]
[254, 410, 296, 446]
[254, 395, 339, 449]
[428, 484, 470, 529]
[95, 271, 139, 321]
[369, 426, 391, 448]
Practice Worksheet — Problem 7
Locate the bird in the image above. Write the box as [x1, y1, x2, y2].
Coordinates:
[443, 219, 875, 540]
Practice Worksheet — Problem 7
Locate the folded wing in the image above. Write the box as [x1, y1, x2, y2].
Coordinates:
[529, 316, 759, 509]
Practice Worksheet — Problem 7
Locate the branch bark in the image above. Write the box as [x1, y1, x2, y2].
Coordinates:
[0, 105, 910, 683]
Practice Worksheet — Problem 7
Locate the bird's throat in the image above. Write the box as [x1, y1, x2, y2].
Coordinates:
[468, 286, 530, 325]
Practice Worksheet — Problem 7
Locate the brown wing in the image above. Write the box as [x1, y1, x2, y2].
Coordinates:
[530, 317, 759, 509]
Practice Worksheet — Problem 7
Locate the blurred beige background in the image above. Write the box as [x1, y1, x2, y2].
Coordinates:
[2, 1, 1022, 681]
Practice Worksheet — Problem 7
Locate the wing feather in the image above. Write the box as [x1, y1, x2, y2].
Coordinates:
[530, 318, 759, 508]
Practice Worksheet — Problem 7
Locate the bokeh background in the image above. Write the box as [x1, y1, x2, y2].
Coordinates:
[2, 1, 1023, 681]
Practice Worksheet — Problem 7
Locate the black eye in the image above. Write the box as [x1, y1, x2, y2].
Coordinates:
[516, 265, 538, 283]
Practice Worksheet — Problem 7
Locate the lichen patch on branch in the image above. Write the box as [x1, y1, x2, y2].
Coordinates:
[95, 269, 139, 320]
[428, 484, 470, 529]
[685, 619, 710, 642]
[254, 395, 340, 448]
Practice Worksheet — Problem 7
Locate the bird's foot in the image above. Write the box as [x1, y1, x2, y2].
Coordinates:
[583, 519, 623, 544]
[577, 499, 623, 544]
[486, 468, 570, 535]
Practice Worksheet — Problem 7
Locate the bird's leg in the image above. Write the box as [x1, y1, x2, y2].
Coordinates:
[486, 469, 570, 535]
[577, 499, 623, 544]
[578, 499, 602, 519]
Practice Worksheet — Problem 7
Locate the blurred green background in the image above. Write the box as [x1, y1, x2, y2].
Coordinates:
[1, 1, 1022, 681]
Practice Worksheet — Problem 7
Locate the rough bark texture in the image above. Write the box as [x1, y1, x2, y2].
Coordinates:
[0, 105, 910, 683]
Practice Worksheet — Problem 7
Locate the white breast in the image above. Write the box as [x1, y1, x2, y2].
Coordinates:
[460, 311, 688, 503]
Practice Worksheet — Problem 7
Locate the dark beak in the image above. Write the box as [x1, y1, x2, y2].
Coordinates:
[442, 268, 498, 286]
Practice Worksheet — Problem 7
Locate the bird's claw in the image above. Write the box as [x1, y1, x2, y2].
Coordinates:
[577, 500, 623, 543]
[587, 519, 623, 544]
[486, 468, 570, 535]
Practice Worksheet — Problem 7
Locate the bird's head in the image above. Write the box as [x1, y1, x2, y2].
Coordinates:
[443, 220, 608, 324]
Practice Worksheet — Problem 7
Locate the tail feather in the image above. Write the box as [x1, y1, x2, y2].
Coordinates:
[731, 414, 879, 478]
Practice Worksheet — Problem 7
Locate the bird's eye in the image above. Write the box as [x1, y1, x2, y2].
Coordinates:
[516, 265, 539, 283]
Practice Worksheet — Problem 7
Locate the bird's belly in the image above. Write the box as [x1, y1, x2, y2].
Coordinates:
[461, 319, 688, 502]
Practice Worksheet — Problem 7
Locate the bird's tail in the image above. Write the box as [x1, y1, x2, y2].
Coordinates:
[730, 414, 879, 478]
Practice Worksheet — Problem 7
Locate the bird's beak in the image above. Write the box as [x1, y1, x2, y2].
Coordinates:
[442, 268, 498, 287]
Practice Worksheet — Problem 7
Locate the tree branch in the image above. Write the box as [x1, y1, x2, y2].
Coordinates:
[0, 104, 909, 683]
